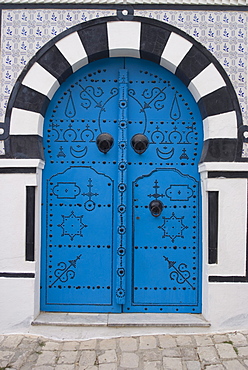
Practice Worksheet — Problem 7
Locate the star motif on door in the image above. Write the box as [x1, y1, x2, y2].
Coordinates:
[158, 212, 188, 242]
[58, 211, 87, 240]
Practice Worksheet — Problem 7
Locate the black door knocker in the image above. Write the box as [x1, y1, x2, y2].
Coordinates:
[131, 134, 149, 154]
[96, 133, 114, 153]
[149, 200, 163, 217]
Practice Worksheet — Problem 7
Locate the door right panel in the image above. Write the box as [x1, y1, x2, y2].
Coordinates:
[124, 58, 203, 313]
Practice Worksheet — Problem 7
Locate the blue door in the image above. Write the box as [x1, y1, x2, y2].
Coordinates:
[41, 57, 203, 313]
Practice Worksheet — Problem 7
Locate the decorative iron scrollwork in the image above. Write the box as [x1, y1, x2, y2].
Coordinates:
[50, 254, 82, 287]
[158, 212, 188, 242]
[163, 256, 194, 289]
[58, 211, 87, 241]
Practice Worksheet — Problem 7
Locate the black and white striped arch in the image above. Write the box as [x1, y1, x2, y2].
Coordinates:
[1, 14, 243, 161]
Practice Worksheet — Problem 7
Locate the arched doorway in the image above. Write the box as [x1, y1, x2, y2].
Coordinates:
[40, 57, 203, 313]
[0, 13, 243, 324]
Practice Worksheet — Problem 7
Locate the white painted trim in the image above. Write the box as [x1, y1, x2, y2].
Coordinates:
[0, 173, 38, 272]
[34, 167, 42, 319]
[206, 178, 247, 276]
[10, 108, 44, 136]
[188, 64, 226, 102]
[55, 32, 88, 73]
[107, 21, 141, 58]
[160, 32, 193, 74]
[22, 62, 60, 100]
[0, 159, 45, 169]
[199, 162, 248, 172]
[200, 169, 209, 321]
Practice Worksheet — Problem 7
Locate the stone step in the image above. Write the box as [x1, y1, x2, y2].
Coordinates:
[33, 312, 210, 327]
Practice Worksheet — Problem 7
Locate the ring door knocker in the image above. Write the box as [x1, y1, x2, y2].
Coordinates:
[149, 199, 163, 217]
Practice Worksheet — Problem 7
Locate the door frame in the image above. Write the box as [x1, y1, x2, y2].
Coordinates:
[0, 14, 243, 319]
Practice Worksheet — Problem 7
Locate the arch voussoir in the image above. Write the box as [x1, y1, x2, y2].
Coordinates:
[1, 15, 242, 162]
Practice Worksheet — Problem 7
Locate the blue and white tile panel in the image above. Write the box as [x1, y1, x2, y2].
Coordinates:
[7, 18, 240, 142]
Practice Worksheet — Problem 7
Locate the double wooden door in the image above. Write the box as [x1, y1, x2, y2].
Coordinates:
[40, 57, 203, 313]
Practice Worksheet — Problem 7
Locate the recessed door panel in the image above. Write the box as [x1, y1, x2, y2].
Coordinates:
[41, 58, 122, 312]
[45, 167, 114, 307]
[41, 57, 203, 313]
[128, 169, 200, 311]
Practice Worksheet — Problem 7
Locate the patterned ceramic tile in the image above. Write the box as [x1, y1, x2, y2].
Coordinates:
[0, 8, 247, 130]
[135, 10, 247, 126]
[0, 9, 116, 122]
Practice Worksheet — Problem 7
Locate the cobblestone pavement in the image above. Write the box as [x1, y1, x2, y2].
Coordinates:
[1, 332, 248, 369]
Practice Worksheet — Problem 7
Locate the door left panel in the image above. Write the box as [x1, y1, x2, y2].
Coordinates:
[40, 58, 122, 312]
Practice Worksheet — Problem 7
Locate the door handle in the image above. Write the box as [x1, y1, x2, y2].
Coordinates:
[149, 200, 163, 217]
[96, 133, 114, 153]
[131, 134, 149, 154]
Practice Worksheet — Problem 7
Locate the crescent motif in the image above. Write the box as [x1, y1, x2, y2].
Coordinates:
[156, 147, 174, 160]
[70, 146, 88, 158]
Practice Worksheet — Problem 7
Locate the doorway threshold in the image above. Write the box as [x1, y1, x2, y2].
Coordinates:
[32, 312, 210, 328]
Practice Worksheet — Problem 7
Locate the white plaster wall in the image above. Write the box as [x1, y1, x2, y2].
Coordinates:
[200, 182, 248, 333]
[0, 278, 35, 333]
[200, 164, 248, 330]
[207, 283, 248, 331]
[0, 173, 37, 272]
[0, 160, 43, 333]
[206, 178, 247, 276]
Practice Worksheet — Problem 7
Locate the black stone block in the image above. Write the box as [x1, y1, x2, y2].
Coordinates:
[198, 87, 234, 120]
[14, 85, 50, 116]
[78, 24, 109, 63]
[200, 138, 237, 162]
[4, 135, 44, 160]
[140, 23, 170, 64]
[38, 46, 73, 85]
[176, 46, 210, 87]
